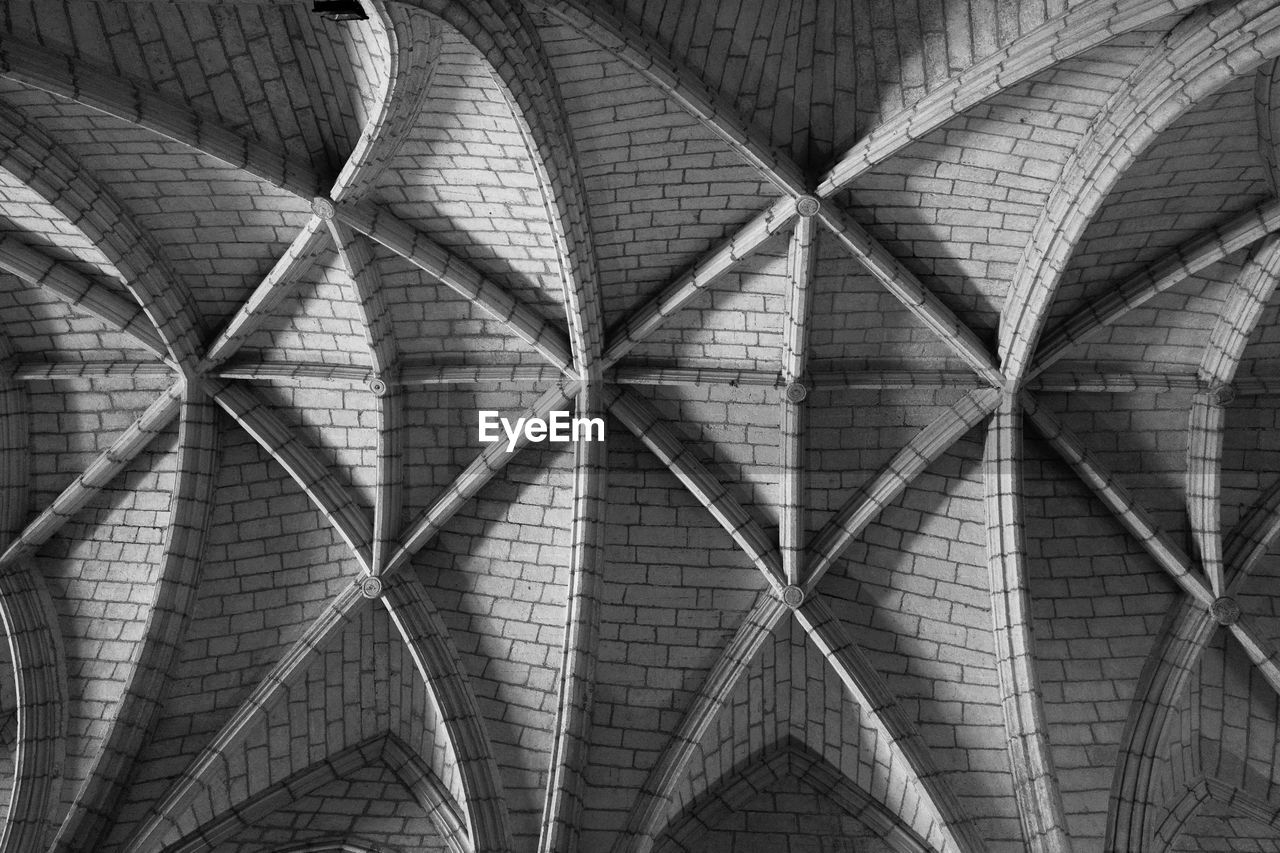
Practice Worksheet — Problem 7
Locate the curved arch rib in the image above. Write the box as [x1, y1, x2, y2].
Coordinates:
[515, 6, 1001, 386]
[52, 390, 219, 853]
[1153, 777, 1280, 850]
[1256, 58, 1280, 197]
[542, 0, 997, 383]
[0, 29, 577, 379]
[383, 381, 577, 576]
[1109, 441, 1280, 849]
[529, 0, 807, 196]
[654, 738, 931, 853]
[816, 0, 1214, 197]
[1022, 393, 1214, 607]
[331, 8, 443, 204]
[1032, 200, 1280, 381]
[160, 735, 385, 853]
[127, 387, 560, 851]
[326, 216, 403, 573]
[0, 236, 168, 359]
[1227, 614, 1280, 698]
[126, 580, 367, 852]
[161, 732, 470, 853]
[618, 592, 789, 853]
[1109, 600, 1216, 851]
[0, 107, 204, 370]
[539, 383, 607, 853]
[1225, 471, 1280, 594]
[1185, 396, 1227, 595]
[1187, 236, 1280, 594]
[406, 0, 605, 370]
[1199, 237, 1280, 385]
[0, 558, 67, 853]
[1000, 2, 1280, 385]
[381, 732, 472, 853]
[328, 220, 398, 379]
[381, 572, 513, 853]
[371, 390, 404, 576]
[0, 377, 67, 853]
[795, 596, 983, 853]
[0, 32, 321, 197]
[983, 395, 1073, 851]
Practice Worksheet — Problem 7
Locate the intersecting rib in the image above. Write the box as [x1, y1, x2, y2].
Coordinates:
[330, 11, 442, 204]
[1107, 599, 1215, 851]
[160, 736, 389, 853]
[128, 383, 570, 851]
[1228, 615, 1280, 699]
[373, 392, 405, 575]
[1188, 237, 1280, 593]
[1111, 423, 1280, 849]
[1185, 396, 1227, 595]
[0, 108, 204, 370]
[0, 382, 66, 853]
[123, 580, 367, 853]
[1225, 474, 1280, 593]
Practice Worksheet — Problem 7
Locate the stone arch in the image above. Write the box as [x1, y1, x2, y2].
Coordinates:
[1000, 1, 1280, 384]
[653, 736, 931, 853]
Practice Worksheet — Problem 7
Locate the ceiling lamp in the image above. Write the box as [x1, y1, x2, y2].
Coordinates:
[313, 0, 367, 22]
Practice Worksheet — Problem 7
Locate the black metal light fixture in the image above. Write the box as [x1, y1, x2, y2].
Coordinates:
[312, 0, 367, 21]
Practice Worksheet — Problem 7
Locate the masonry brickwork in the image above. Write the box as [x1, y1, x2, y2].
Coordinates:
[0, 1, 1278, 852]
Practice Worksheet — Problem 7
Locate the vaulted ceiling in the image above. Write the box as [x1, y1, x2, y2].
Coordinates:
[0, 1, 1278, 852]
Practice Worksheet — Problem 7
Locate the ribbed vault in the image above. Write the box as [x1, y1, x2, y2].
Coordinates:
[0, 1, 1278, 852]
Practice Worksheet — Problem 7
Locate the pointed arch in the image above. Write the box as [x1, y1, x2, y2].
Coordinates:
[160, 732, 469, 853]
[653, 737, 931, 853]
[1000, 2, 1280, 385]
[397, 0, 603, 372]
